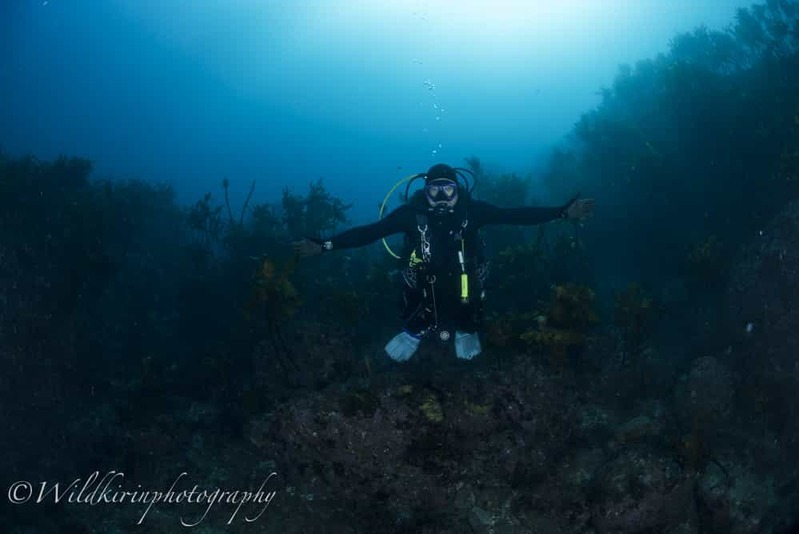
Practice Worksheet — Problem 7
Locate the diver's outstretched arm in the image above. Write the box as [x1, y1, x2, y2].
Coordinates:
[473, 195, 594, 226]
[292, 204, 412, 257]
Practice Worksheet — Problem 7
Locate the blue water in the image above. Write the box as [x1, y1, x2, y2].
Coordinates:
[1, 0, 750, 222]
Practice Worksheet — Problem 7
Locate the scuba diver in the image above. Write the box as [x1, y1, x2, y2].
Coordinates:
[293, 163, 594, 362]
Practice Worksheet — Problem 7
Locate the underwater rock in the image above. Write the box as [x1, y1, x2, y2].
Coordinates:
[589, 344, 679, 410]
[726, 199, 799, 457]
[666, 523, 699, 534]
[246, 361, 578, 531]
[467, 506, 493, 534]
[697, 460, 778, 533]
[577, 405, 616, 444]
[520, 513, 563, 534]
[590, 448, 696, 533]
[561, 447, 607, 492]
[614, 414, 659, 444]
[674, 356, 733, 437]
[727, 199, 799, 346]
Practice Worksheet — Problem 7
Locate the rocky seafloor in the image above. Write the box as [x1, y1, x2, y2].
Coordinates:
[8, 207, 799, 534]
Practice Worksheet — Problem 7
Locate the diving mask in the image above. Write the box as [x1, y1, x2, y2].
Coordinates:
[424, 179, 458, 209]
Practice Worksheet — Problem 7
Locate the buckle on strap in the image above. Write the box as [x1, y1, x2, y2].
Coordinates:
[417, 213, 431, 262]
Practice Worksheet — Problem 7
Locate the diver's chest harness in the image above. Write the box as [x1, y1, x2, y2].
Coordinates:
[402, 212, 488, 339]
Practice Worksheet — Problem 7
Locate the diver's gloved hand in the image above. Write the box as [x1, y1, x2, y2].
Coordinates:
[455, 331, 482, 360]
[562, 195, 595, 220]
[385, 331, 421, 362]
[292, 237, 324, 258]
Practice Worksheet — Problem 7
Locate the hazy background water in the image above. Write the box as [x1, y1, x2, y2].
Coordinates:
[1, 0, 751, 222]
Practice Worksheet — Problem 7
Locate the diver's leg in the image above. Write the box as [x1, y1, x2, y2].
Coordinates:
[385, 286, 431, 362]
[454, 299, 483, 360]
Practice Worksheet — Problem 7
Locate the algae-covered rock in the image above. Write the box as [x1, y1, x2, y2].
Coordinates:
[591, 448, 696, 533]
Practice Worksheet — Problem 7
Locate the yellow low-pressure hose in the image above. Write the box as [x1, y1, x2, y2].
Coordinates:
[379, 173, 421, 259]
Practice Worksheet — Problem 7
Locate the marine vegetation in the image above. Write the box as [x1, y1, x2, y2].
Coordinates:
[248, 255, 301, 383]
[282, 178, 352, 239]
[4, 2, 799, 531]
[521, 283, 599, 370]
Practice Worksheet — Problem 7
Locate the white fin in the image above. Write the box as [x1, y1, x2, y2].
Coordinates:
[455, 331, 481, 360]
[385, 331, 421, 362]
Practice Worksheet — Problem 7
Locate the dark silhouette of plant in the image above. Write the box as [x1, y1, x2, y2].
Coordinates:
[544, 0, 799, 301]
[247, 255, 301, 384]
[187, 192, 223, 251]
[0, 152, 192, 491]
[223, 177, 255, 227]
[282, 179, 351, 239]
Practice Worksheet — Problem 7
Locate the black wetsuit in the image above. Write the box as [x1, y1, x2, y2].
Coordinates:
[323, 193, 568, 337]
